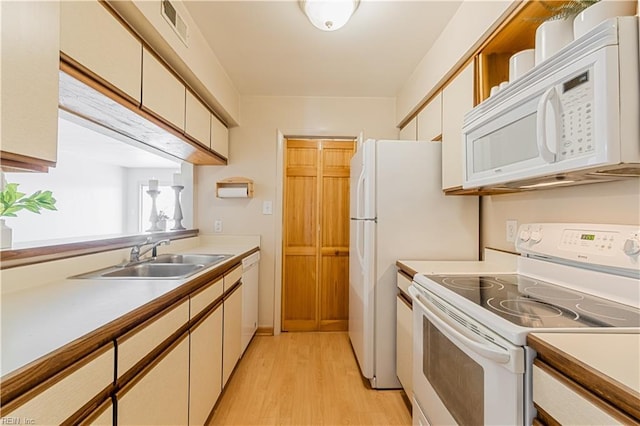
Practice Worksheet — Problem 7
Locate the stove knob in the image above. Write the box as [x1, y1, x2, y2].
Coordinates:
[530, 230, 542, 243]
[623, 236, 640, 256]
[519, 228, 531, 242]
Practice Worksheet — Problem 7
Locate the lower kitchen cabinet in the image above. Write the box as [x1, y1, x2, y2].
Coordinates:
[529, 333, 640, 425]
[189, 302, 223, 425]
[396, 295, 413, 397]
[117, 333, 190, 425]
[79, 398, 113, 426]
[223, 282, 243, 387]
[1, 344, 114, 424]
[396, 271, 413, 397]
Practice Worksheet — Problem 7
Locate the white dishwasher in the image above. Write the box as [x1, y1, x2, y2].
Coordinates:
[241, 251, 260, 353]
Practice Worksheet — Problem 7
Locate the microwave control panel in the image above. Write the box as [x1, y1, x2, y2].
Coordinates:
[558, 69, 595, 160]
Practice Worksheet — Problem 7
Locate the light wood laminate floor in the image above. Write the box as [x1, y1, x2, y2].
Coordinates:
[209, 332, 411, 425]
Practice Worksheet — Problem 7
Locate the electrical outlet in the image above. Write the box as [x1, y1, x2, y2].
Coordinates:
[214, 220, 223, 233]
[506, 220, 518, 243]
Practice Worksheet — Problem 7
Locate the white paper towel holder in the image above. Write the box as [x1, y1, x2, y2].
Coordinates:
[216, 177, 254, 198]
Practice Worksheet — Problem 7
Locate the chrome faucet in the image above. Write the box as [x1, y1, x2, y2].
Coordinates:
[129, 237, 170, 263]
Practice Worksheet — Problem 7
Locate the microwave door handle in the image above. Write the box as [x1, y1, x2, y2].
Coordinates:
[536, 87, 561, 163]
[409, 286, 511, 364]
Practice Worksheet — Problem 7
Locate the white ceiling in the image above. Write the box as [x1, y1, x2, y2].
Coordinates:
[183, 1, 463, 97]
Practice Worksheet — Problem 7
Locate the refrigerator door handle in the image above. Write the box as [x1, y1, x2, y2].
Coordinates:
[355, 220, 365, 273]
[355, 165, 366, 219]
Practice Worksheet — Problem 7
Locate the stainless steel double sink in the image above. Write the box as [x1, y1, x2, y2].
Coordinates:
[72, 254, 233, 280]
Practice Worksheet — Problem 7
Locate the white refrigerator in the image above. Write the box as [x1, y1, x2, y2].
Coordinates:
[348, 139, 479, 389]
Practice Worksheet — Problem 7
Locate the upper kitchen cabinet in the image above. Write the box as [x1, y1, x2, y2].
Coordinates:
[441, 62, 474, 192]
[185, 91, 211, 149]
[399, 117, 417, 141]
[0, 1, 59, 172]
[211, 113, 229, 160]
[475, 1, 573, 102]
[142, 48, 186, 131]
[417, 92, 442, 142]
[60, 1, 142, 104]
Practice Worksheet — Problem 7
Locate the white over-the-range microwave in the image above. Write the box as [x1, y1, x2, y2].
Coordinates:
[463, 16, 640, 190]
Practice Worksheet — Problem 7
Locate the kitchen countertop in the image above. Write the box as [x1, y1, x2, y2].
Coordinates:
[397, 248, 518, 277]
[1, 236, 259, 391]
[529, 332, 640, 420]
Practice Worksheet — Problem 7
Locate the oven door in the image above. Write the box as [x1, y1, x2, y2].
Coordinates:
[410, 284, 525, 426]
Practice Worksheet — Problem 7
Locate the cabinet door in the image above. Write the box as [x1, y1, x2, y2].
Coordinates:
[210, 114, 229, 159]
[396, 295, 413, 397]
[189, 304, 223, 426]
[185, 91, 211, 149]
[117, 335, 189, 426]
[60, 0, 142, 103]
[399, 117, 417, 141]
[142, 48, 186, 130]
[222, 284, 243, 386]
[3, 345, 114, 424]
[79, 398, 113, 426]
[442, 62, 474, 190]
[417, 92, 442, 142]
[0, 1, 59, 164]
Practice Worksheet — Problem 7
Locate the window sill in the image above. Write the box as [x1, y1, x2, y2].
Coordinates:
[0, 229, 198, 270]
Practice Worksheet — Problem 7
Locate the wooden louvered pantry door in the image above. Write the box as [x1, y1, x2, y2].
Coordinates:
[282, 138, 356, 332]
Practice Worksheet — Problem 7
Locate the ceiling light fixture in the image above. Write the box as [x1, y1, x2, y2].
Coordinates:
[299, 0, 360, 32]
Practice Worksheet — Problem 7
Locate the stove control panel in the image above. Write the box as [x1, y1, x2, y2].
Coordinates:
[516, 223, 640, 274]
[559, 229, 619, 254]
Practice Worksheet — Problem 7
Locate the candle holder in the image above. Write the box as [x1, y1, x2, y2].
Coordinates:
[171, 185, 186, 230]
[146, 189, 163, 232]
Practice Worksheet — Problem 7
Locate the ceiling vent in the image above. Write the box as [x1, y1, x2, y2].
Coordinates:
[161, 0, 188, 46]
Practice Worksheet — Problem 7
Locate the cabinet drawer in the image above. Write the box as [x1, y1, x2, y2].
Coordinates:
[533, 362, 632, 425]
[224, 265, 243, 292]
[191, 277, 223, 318]
[211, 113, 229, 159]
[142, 48, 185, 130]
[117, 300, 189, 377]
[3, 344, 114, 424]
[185, 91, 211, 148]
[60, 0, 142, 103]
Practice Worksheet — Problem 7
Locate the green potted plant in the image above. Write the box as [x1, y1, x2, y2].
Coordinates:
[0, 183, 57, 248]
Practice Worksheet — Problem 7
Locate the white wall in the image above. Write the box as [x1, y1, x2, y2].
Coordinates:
[396, 0, 515, 125]
[482, 180, 640, 252]
[5, 151, 126, 243]
[195, 95, 398, 330]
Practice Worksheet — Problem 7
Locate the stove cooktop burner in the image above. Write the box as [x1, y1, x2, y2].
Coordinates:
[422, 274, 640, 329]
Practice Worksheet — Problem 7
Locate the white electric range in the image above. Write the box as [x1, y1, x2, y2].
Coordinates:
[410, 223, 640, 426]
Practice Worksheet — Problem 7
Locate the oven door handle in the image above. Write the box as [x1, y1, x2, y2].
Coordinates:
[410, 286, 511, 364]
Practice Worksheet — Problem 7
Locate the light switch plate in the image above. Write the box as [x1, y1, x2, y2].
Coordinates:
[262, 201, 273, 215]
